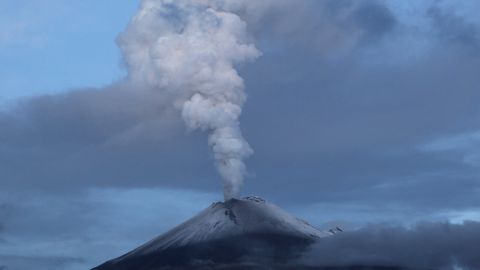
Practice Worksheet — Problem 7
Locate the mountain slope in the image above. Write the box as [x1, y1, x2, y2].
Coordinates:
[92, 196, 333, 270]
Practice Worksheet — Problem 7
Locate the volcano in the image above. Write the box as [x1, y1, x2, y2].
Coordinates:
[92, 196, 337, 270]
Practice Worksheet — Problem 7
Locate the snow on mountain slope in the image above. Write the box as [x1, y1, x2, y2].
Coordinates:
[92, 196, 337, 270]
[114, 196, 331, 260]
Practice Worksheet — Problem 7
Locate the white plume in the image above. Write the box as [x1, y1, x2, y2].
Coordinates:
[118, 0, 260, 200]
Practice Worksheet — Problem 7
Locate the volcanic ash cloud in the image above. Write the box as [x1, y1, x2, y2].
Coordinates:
[118, 0, 261, 200]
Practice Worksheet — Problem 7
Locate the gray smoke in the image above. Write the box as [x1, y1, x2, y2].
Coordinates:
[118, 0, 260, 200]
[301, 221, 480, 270]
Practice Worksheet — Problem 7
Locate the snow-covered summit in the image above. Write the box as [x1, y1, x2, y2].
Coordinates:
[119, 196, 330, 258]
[93, 196, 335, 270]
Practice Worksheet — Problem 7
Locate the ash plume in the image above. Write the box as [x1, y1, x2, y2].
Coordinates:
[118, 0, 260, 200]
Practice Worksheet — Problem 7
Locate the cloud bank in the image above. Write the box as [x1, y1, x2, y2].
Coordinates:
[302, 221, 480, 270]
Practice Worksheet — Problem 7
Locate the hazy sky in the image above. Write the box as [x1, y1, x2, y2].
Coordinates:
[1, 1, 480, 269]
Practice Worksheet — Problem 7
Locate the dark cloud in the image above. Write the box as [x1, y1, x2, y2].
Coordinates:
[0, 83, 177, 147]
[239, 21, 480, 210]
[0, 255, 85, 270]
[349, 1, 397, 43]
[428, 2, 480, 51]
[0, 0, 479, 215]
[245, 0, 397, 55]
[301, 221, 480, 270]
[0, 83, 219, 191]
[0, 203, 12, 241]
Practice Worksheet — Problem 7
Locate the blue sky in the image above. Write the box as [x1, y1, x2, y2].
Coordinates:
[0, 0, 137, 103]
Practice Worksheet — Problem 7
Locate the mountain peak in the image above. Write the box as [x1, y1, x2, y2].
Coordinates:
[93, 196, 332, 270]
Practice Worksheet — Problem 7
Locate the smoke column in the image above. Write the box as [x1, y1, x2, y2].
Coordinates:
[118, 0, 260, 200]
